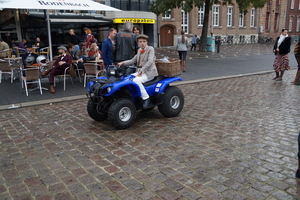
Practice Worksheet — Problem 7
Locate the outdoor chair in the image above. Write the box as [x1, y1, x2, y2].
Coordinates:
[0, 49, 11, 58]
[21, 68, 42, 96]
[83, 63, 102, 87]
[40, 47, 50, 59]
[73, 62, 83, 83]
[54, 65, 74, 91]
[0, 61, 17, 83]
[14, 47, 26, 57]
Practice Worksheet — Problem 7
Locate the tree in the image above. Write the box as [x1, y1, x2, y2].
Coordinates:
[150, 0, 267, 51]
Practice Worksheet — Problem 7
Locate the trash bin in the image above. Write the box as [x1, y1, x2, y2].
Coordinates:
[206, 37, 215, 52]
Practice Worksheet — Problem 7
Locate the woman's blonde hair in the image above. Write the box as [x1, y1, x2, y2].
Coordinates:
[181, 30, 185, 43]
[90, 43, 97, 50]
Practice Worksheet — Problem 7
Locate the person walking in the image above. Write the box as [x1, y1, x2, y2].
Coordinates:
[190, 35, 197, 51]
[291, 38, 300, 84]
[272, 28, 291, 81]
[102, 28, 117, 78]
[114, 21, 137, 62]
[174, 30, 188, 72]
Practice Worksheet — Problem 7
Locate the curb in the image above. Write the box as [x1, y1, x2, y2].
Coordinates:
[0, 69, 295, 111]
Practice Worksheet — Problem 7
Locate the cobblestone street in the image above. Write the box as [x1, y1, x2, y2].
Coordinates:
[1, 70, 300, 199]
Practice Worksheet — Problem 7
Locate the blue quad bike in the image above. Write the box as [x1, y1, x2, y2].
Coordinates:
[86, 65, 184, 129]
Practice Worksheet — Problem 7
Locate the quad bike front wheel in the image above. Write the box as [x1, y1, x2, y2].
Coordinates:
[87, 99, 108, 121]
[158, 86, 184, 117]
[108, 98, 136, 129]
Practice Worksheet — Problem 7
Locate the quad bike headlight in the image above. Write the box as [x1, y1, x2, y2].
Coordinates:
[107, 87, 112, 93]
[109, 68, 116, 75]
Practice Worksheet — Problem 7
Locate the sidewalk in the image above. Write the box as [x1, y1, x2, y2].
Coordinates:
[0, 43, 297, 110]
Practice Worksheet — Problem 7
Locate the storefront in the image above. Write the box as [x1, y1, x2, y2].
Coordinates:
[106, 11, 157, 47]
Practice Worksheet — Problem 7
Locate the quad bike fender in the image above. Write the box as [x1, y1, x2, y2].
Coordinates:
[152, 77, 182, 93]
[105, 80, 141, 97]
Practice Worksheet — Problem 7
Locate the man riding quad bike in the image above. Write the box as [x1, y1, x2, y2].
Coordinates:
[86, 34, 184, 129]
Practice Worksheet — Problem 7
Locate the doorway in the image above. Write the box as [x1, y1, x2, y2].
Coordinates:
[160, 25, 174, 47]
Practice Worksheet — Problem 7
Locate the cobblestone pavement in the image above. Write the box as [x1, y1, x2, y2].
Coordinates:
[1, 70, 300, 200]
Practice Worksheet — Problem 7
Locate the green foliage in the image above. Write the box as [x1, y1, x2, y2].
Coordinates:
[150, 0, 267, 15]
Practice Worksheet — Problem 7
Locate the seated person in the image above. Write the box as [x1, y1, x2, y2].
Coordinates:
[41, 46, 72, 94]
[87, 43, 101, 60]
[17, 39, 27, 53]
[75, 42, 88, 62]
[34, 37, 45, 50]
[0, 38, 9, 58]
[67, 43, 84, 75]
[118, 34, 158, 107]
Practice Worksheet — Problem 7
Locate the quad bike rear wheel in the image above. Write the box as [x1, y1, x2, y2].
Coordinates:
[158, 86, 184, 117]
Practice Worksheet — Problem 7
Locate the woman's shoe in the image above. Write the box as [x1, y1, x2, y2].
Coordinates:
[275, 77, 282, 81]
[272, 77, 279, 80]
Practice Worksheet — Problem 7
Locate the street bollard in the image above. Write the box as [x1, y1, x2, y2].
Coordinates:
[216, 39, 221, 53]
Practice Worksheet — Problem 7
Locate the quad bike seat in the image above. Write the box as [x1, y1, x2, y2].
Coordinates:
[143, 75, 166, 87]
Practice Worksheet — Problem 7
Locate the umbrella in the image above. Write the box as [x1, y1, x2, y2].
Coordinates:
[0, 0, 121, 60]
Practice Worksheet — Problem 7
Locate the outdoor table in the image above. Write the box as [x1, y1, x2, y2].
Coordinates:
[87, 59, 104, 70]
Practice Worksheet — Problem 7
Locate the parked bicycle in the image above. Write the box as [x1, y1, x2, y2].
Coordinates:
[258, 36, 274, 44]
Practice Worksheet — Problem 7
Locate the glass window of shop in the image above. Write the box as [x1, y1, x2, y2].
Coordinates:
[111, 0, 150, 11]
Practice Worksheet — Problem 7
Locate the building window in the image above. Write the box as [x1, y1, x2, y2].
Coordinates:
[227, 6, 233, 27]
[266, 12, 270, 30]
[289, 16, 293, 32]
[163, 9, 171, 19]
[297, 17, 300, 32]
[291, 0, 295, 9]
[274, 13, 279, 30]
[212, 5, 220, 26]
[181, 9, 189, 33]
[250, 8, 255, 27]
[198, 5, 205, 26]
[239, 13, 244, 27]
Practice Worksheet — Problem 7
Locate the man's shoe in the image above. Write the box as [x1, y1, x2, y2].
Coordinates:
[49, 85, 56, 94]
[143, 98, 151, 107]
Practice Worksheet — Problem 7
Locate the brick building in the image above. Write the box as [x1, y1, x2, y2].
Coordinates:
[158, 0, 260, 47]
[286, 0, 300, 41]
[259, 0, 300, 42]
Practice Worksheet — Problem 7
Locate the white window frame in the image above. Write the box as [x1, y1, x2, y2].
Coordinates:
[212, 5, 220, 26]
[297, 17, 300, 32]
[291, 0, 295, 9]
[227, 6, 233, 27]
[289, 16, 293, 32]
[181, 9, 189, 34]
[239, 13, 244, 27]
[162, 9, 171, 19]
[250, 8, 255, 27]
[198, 5, 205, 26]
